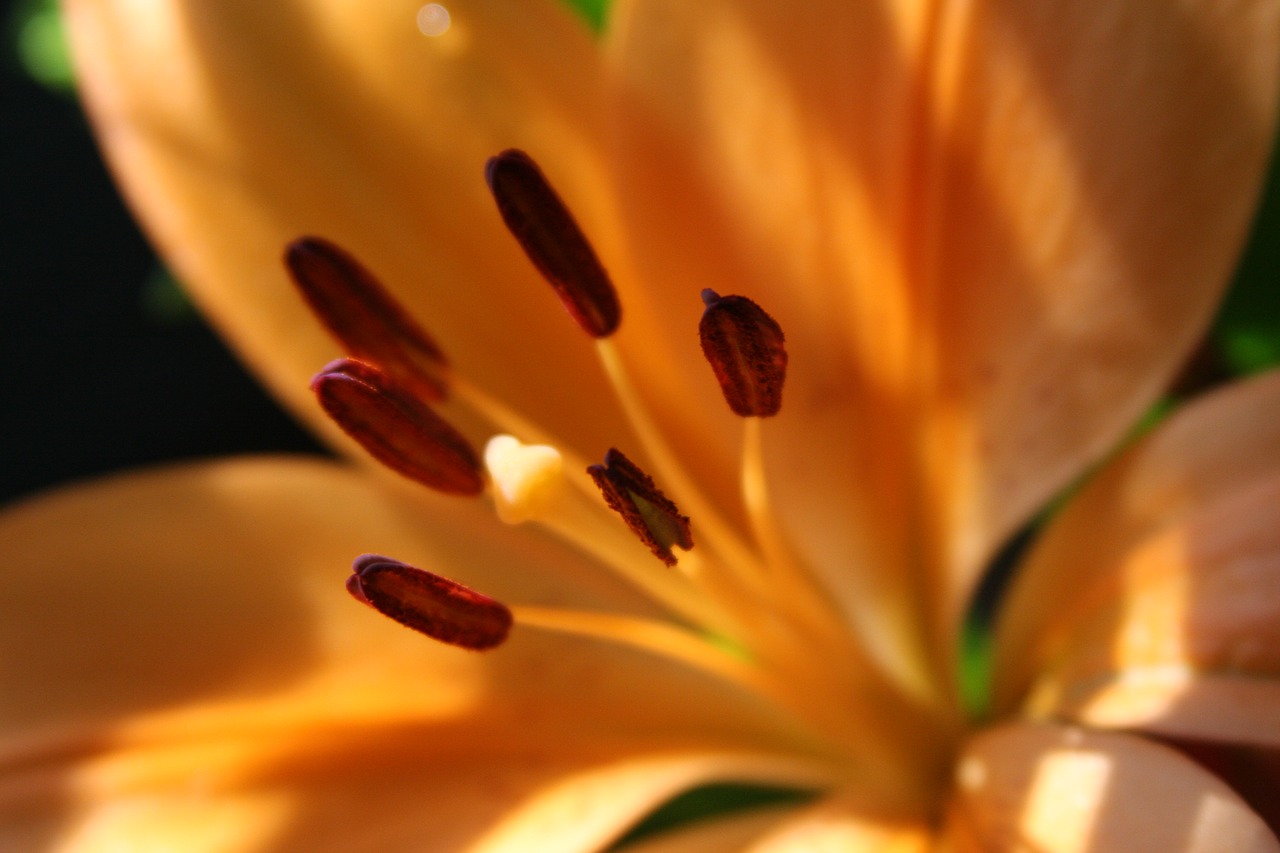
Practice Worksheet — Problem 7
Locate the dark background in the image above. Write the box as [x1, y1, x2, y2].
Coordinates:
[1, 0, 321, 506]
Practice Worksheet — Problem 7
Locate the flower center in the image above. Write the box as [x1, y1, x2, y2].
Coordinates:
[284, 150, 954, 813]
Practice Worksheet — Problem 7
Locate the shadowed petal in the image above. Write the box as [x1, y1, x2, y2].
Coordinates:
[65, 0, 631, 456]
[0, 458, 835, 851]
[995, 371, 1280, 742]
[948, 723, 1279, 851]
[608, 0, 1280, 686]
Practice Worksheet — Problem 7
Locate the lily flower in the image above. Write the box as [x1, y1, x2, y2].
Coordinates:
[3, 0, 1278, 848]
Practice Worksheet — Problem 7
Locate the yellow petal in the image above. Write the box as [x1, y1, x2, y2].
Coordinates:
[65, 0, 630, 454]
[0, 458, 835, 850]
[608, 0, 1280, 681]
[995, 371, 1280, 735]
[948, 723, 1279, 852]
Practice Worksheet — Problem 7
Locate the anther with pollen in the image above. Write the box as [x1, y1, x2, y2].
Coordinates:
[348, 555, 512, 650]
[485, 149, 621, 338]
[312, 358, 484, 496]
[699, 290, 788, 418]
[285, 236, 450, 402]
[588, 448, 693, 566]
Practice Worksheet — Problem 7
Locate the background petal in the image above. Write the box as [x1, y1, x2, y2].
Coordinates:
[607, 0, 1280, 686]
[948, 723, 1279, 852]
[0, 458, 834, 851]
[994, 371, 1280, 749]
[1012, 479, 1280, 747]
[65, 0, 633, 455]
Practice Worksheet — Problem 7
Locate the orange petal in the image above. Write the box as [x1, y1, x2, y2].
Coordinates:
[608, 0, 1280, 685]
[4, 732, 827, 852]
[948, 723, 1279, 852]
[995, 371, 1280, 738]
[65, 0, 631, 455]
[739, 793, 936, 853]
[0, 458, 835, 850]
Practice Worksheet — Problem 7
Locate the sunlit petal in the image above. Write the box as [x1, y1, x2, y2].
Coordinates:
[948, 723, 1279, 852]
[608, 0, 1280, 679]
[0, 458, 836, 850]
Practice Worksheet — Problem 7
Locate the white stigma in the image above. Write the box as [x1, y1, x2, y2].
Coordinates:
[484, 435, 565, 524]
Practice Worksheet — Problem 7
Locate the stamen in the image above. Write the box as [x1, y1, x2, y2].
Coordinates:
[285, 236, 449, 401]
[696, 294, 846, 646]
[588, 448, 693, 567]
[740, 416, 848, 646]
[485, 149, 621, 338]
[483, 435, 565, 524]
[699, 290, 787, 418]
[486, 456, 739, 635]
[595, 339, 771, 590]
[348, 555, 512, 650]
[312, 358, 484, 496]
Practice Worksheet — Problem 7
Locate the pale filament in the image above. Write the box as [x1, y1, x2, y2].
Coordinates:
[740, 418, 850, 645]
[594, 338, 859, 665]
[481, 435, 741, 637]
[434, 352, 929, 780]
[456, 366, 789, 646]
[594, 339, 774, 595]
[451, 326, 884, 698]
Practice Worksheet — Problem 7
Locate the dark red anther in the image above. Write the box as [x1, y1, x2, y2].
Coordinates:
[312, 358, 484, 496]
[348, 554, 512, 650]
[485, 149, 621, 338]
[698, 289, 787, 417]
[588, 448, 693, 566]
[285, 236, 449, 401]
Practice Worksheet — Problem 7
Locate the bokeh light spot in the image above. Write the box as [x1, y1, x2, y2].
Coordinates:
[416, 4, 451, 37]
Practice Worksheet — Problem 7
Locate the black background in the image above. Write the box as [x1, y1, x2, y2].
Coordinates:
[1, 4, 321, 506]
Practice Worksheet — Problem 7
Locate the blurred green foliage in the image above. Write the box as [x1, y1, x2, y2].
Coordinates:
[1215, 151, 1280, 375]
[615, 783, 815, 849]
[9, 0, 73, 92]
[564, 0, 611, 33]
